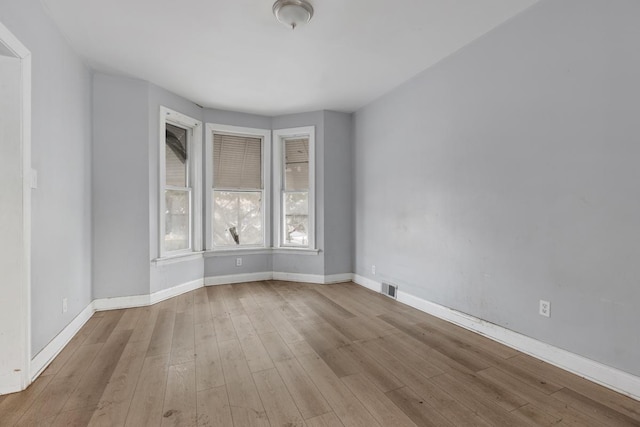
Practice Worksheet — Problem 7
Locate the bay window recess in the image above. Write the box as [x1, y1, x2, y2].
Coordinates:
[206, 124, 271, 250]
[274, 126, 315, 249]
[159, 107, 202, 257]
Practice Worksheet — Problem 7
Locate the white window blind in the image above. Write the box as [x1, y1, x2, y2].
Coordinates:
[284, 138, 309, 191]
[213, 134, 262, 189]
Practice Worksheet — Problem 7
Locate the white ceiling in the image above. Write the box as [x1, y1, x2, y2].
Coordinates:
[42, 0, 537, 116]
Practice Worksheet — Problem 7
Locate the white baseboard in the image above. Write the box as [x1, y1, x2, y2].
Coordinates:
[0, 373, 23, 396]
[205, 272, 273, 286]
[323, 273, 354, 284]
[205, 272, 353, 286]
[273, 272, 325, 283]
[352, 274, 382, 292]
[30, 302, 95, 381]
[352, 275, 640, 401]
[150, 279, 204, 305]
[93, 279, 205, 311]
[272, 272, 353, 284]
[93, 294, 150, 311]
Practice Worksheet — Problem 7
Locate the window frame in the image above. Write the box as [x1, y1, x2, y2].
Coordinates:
[273, 126, 316, 250]
[158, 106, 203, 258]
[205, 123, 271, 251]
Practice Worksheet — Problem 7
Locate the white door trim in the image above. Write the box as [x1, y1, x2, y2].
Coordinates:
[0, 21, 32, 393]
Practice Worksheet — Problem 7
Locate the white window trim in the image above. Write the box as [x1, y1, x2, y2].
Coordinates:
[204, 248, 273, 257]
[202, 247, 320, 258]
[205, 123, 271, 251]
[152, 251, 204, 266]
[0, 20, 32, 392]
[273, 126, 316, 250]
[271, 247, 320, 255]
[159, 106, 203, 258]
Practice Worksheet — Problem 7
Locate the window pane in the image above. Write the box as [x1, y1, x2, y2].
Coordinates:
[165, 189, 190, 251]
[213, 191, 263, 247]
[166, 123, 188, 187]
[213, 134, 262, 189]
[284, 138, 309, 191]
[283, 191, 308, 246]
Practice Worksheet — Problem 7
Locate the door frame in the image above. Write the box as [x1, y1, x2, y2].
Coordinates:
[0, 21, 32, 393]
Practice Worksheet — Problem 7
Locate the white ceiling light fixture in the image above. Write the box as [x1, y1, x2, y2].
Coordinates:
[272, 0, 314, 30]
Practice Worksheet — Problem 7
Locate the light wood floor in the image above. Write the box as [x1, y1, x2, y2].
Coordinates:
[1, 281, 639, 426]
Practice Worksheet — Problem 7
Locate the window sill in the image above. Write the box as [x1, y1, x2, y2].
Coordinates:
[152, 251, 204, 266]
[272, 248, 320, 255]
[204, 247, 320, 257]
[205, 248, 272, 257]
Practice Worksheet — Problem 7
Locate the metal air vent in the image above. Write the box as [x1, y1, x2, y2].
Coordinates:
[381, 282, 397, 299]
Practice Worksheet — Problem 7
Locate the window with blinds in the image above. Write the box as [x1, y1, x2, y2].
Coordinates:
[212, 133, 264, 247]
[273, 126, 314, 250]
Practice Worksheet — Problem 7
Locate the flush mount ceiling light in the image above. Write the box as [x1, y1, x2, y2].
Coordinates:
[272, 0, 314, 30]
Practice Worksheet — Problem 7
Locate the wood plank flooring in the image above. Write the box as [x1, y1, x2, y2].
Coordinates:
[1, 281, 639, 426]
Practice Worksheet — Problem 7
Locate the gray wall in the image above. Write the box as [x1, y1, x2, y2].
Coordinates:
[272, 111, 325, 275]
[0, 0, 93, 356]
[201, 109, 353, 278]
[204, 253, 272, 278]
[148, 83, 203, 262]
[93, 77, 213, 297]
[92, 74, 150, 299]
[92, 79, 347, 289]
[353, 0, 640, 376]
[151, 258, 204, 293]
[324, 111, 353, 275]
[202, 109, 342, 278]
[148, 84, 204, 293]
[203, 108, 271, 130]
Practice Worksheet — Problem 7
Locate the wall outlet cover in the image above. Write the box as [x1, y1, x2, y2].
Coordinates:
[539, 300, 551, 317]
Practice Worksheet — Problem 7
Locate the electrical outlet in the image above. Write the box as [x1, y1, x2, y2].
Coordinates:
[236, 257, 242, 267]
[539, 300, 550, 317]
[62, 298, 68, 314]
[372, 265, 376, 275]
